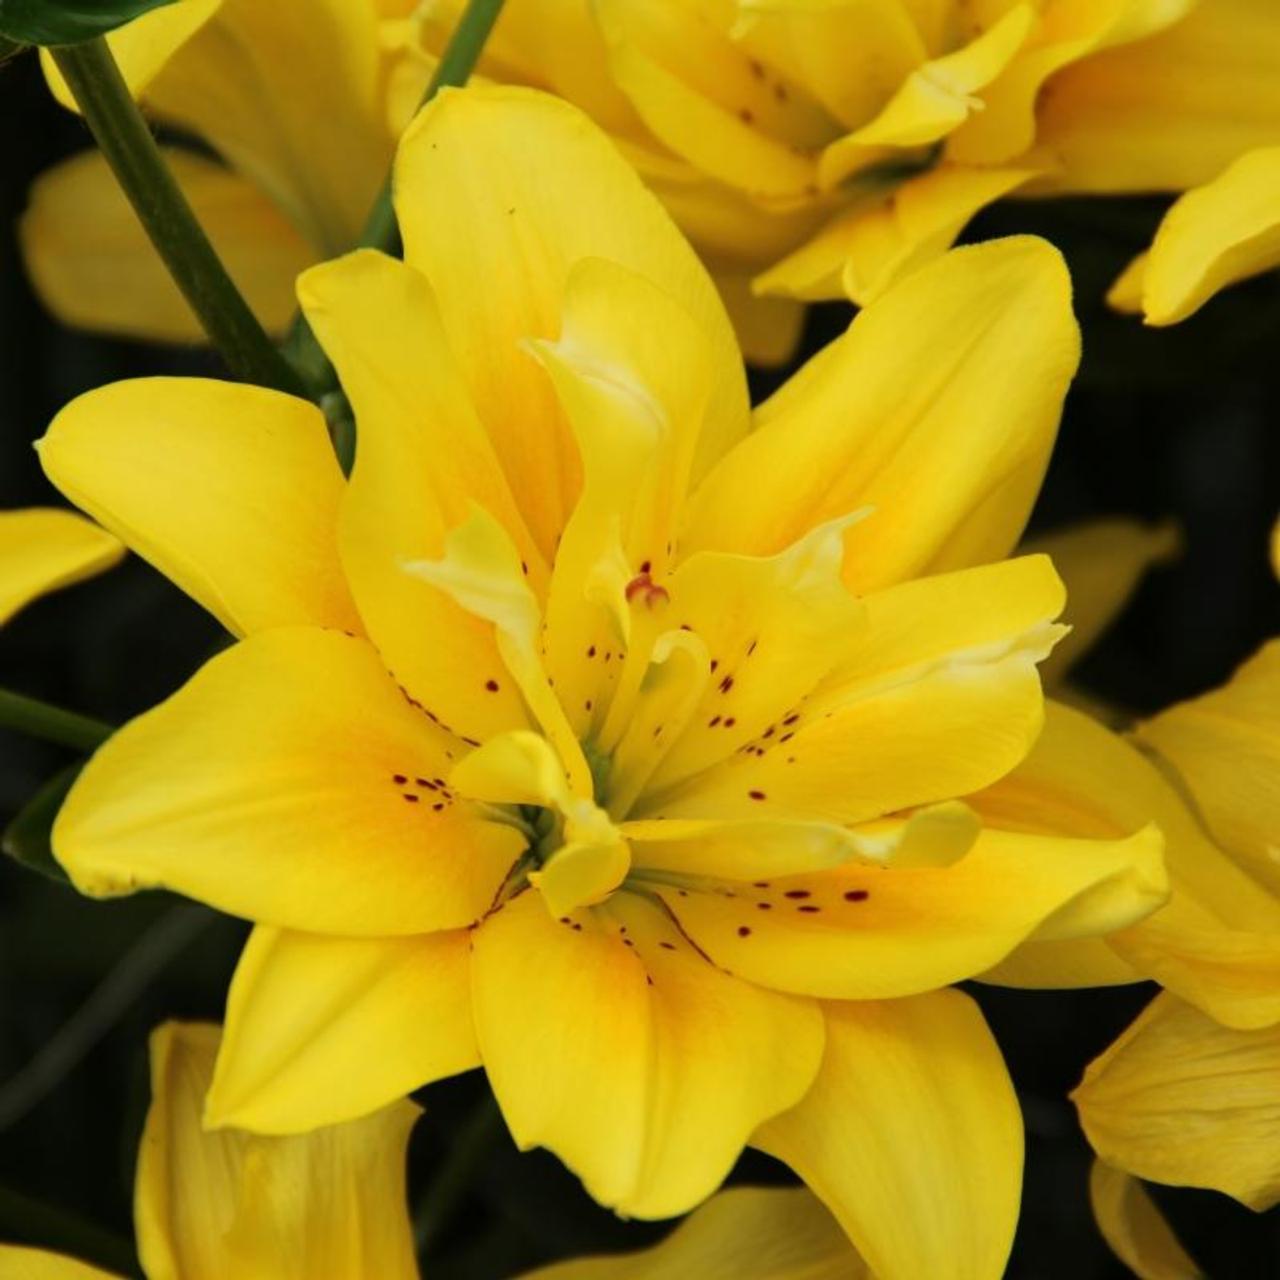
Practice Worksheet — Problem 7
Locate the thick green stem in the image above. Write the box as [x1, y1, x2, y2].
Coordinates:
[0, 688, 112, 753]
[359, 0, 509, 255]
[51, 39, 306, 396]
[414, 1093, 506, 1257]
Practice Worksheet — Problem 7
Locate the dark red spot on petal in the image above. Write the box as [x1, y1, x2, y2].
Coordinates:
[748, 789, 767, 801]
[844, 889, 870, 903]
[784, 889, 811, 899]
[737, 926, 752, 937]
[485, 679, 500, 692]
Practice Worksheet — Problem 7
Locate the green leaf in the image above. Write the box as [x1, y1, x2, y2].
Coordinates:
[0, 0, 179, 46]
[2, 763, 80, 884]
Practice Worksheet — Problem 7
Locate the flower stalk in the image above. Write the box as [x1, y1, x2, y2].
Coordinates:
[50, 38, 307, 397]
[0, 687, 112, 753]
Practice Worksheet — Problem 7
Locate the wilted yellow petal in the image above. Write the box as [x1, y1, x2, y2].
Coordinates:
[1075, 993, 1280, 1211]
[1089, 1161, 1204, 1280]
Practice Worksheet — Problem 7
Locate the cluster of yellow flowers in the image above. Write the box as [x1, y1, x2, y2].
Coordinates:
[2, 1, 1278, 1277]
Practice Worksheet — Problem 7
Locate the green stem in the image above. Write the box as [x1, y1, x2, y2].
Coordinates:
[359, 0, 509, 255]
[0, 688, 112, 752]
[50, 39, 306, 397]
[414, 1093, 506, 1257]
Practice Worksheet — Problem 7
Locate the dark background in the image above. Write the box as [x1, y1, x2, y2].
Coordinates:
[2, 49, 1278, 1279]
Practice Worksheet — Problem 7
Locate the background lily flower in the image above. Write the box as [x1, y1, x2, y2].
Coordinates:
[20, 0, 406, 343]
[0, 1021, 421, 1279]
[0, 508, 121, 627]
[34, 87, 1172, 1278]
[403, 0, 1278, 361]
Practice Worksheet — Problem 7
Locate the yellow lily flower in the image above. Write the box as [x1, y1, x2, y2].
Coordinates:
[403, 0, 1268, 360]
[0, 508, 122, 626]
[36, 87, 1170, 1276]
[22, 0, 403, 343]
[0, 1021, 420, 1279]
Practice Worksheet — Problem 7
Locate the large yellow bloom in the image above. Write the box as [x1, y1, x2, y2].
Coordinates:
[0, 1021, 421, 1279]
[23, 0, 411, 343]
[0, 508, 121, 626]
[37, 87, 1171, 1277]
[403, 0, 1280, 359]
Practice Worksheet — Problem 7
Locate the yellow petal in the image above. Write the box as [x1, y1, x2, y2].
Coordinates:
[520, 1185, 866, 1280]
[0, 1247, 120, 1279]
[756, 991, 1022, 1280]
[1137, 147, 1280, 324]
[37, 378, 357, 637]
[137, 1021, 420, 1280]
[688, 238, 1079, 591]
[41, 0, 221, 108]
[1089, 1161, 1204, 1280]
[595, 0, 825, 200]
[394, 85, 749, 559]
[1108, 250, 1150, 314]
[973, 700, 1280, 1020]
[644, 555, 1065, 826]
[470, 888, 823, 1218]
[1022, 517, 1180, 685]
[20, 148, 313, 344]
[299, 249, 538, 745]
[715, 274, 805, 367]
[0, 508, 122, 626]
[206, 925, 477, 1134]
[1036, 0, 1280, 197]
[1074, 993, 1280, 1211]
[54, 628, 524, 936]
[133, 0, 387, 255]
[1136, 639, 1280, 898]
[651, 823, 1165, 999]
[817, 5, 1035, 187]
[623, 816, 863, 881]
[641, 517, 865, 796]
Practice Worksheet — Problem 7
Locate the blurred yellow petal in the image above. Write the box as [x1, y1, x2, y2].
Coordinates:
[0, 1247, 120, 1279]
[716, 274, 805, 366]
[1089, 1161, 1204, 1280]
[974, 700, 1280, 1020]
[757, 166, 1038, 305]
[521, 1185, 866, 1279]
[38, 378, 357, 637]
[0, 508, 121, 627]
[471, 889, 823, 1219]
[651, 823, 1165, 1000]
[1023, 517, 1179, 684]
[1074, 993, 1280, 1210]
[1108, 250, 1150, 314]
[394, 85, 749, 559]
[300, 249, 538, 745]
[54, 628, 524, 936]
[207, 926, 477, 1134]
[137, 1021, 420, 1280]
[136, 0, 388, 254]
[688, 238, 1079, 591]
[817, 5, 1034, 187]
[1136, 639, 1280, 898]
[1037, 0, 1280, 196]
[756, 991, 1021, 1280]
[1137, 147, 1280, 324]
[21, 149, 313, 344]
[41, 0, 222, 108]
